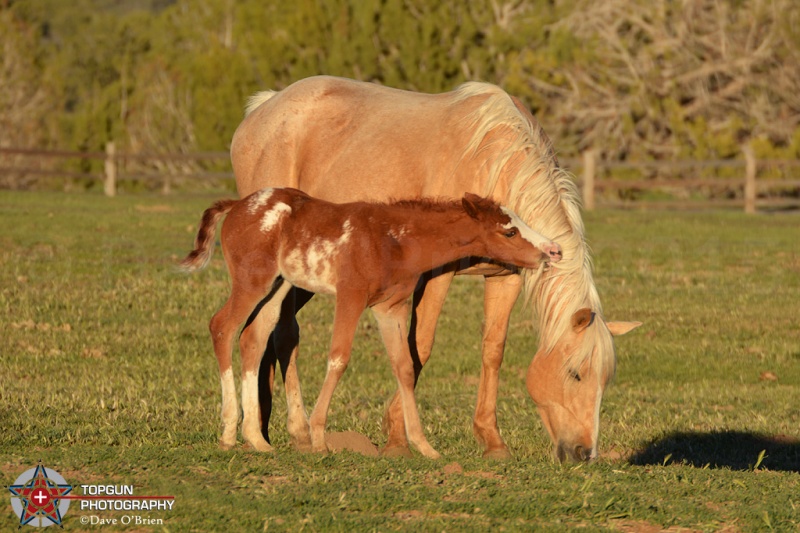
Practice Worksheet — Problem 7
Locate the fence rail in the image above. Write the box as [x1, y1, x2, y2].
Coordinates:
[1, 144, 798, 212]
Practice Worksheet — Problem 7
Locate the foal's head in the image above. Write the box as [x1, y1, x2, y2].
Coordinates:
[461, 193, 563, 269]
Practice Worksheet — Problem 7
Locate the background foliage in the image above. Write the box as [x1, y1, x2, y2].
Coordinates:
[2, 0, 799, 165]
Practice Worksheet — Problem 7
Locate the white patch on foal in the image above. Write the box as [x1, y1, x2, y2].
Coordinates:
[218, 367, 238, 446]
[219, 368, 237, 422]
[280, 219, 353, 294]
[260, 202, 292, 233]
[241, 370, 260, 426]
[388, 225, 408, 240]
[247, 188, 274, 214]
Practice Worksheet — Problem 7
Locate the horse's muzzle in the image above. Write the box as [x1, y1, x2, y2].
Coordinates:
[556, 441, 595, 463]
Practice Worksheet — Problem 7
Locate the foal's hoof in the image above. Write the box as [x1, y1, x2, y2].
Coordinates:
[244, 437, 274, 453]
[292, 440, 314, 453]
[482, 447, 513, 461]
[380, 445, 414, 459]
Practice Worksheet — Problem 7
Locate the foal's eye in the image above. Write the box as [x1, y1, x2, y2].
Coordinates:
[504, 228, 517, 238]
[568, 370, 582, 382]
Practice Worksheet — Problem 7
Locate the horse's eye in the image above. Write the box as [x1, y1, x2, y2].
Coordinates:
[569, 370, 582, 382]
[504, 228, 517, 238]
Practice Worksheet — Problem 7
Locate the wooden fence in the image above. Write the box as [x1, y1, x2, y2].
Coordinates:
[568, 147, 800, 213]
[1, 144, 799, 212]
[0, 144, 233, 196]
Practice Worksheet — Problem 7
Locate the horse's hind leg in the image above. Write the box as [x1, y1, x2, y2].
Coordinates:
[374, 302, 441, 460]
[382, 272, 454, 458]
[239, 280, 293, 452]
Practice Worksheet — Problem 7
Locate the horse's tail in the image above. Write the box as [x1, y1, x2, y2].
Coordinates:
[244, 90, 278, 116]
[179, 199, 238, 272]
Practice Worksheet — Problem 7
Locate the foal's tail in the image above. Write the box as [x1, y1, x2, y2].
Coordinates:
[179, 199, 238, 272]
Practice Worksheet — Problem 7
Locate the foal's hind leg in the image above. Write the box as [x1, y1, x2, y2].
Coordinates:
[239, 280, 293, 451]
[210, 282, 279, 451]
[374, 301, 441, 460]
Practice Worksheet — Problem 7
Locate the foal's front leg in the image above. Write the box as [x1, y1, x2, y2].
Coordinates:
[382, 271, 454, 458]
[307, 294, 366, 453]
[373, 301, 441, 460]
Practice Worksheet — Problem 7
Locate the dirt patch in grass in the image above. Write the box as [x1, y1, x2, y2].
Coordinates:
[325, 431, 379, 456]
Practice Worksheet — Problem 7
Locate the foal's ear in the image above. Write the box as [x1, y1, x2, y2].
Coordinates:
[462, 193, 483, 220]
[571, 308, 595, 332]
[607, 321, 642, 336]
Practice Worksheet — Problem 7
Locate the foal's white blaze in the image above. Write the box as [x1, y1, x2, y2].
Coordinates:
[260, 202, 292, 233]
[500, 206, 554, 249]
[247, 188, 274, 214]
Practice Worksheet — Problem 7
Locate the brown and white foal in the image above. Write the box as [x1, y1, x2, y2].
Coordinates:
[181, 187, 562, 459]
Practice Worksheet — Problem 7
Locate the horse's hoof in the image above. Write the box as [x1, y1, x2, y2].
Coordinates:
[380, 445, 413, 459]
[482, 447, 513, 460]
[219, 439, 236, 451]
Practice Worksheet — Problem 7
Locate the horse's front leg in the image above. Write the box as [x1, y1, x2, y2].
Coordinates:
[374, 300, 441, 460]
[307, 293, 366, 453]
[474, 274, 522, 459]
[382, 271, 454, 458]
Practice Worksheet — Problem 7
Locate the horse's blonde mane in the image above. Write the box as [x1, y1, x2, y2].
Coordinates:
[451, 82, 614, 379]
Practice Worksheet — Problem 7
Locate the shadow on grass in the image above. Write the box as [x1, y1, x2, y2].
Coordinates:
[628, 430, 800, 472]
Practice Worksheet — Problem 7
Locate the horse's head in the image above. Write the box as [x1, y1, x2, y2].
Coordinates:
[526, 308, 640, 462]
[461, 193, 563, 268]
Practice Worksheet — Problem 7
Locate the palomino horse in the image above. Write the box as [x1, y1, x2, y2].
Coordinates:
[181, 188, 562, 458]
[231, 76, 641, 462]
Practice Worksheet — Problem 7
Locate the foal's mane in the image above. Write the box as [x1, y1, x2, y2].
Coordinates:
[450, 83, 614, 379]
[385, 196, 506, 223]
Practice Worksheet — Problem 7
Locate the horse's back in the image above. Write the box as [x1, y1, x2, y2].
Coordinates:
[231, 76, 501, 202]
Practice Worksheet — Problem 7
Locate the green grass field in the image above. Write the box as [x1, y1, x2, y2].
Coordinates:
[2, 191, 798, 531]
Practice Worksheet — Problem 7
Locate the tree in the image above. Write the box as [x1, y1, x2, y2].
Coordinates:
[516, 0, 800, 161]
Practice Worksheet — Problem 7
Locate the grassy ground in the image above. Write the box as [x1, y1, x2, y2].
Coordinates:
[1, 190, 798, 531]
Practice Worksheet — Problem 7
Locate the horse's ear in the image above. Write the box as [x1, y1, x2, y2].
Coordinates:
[607, 321, 642, 336]
[571, 308, 595, 332]
[462, 194, 482, 220]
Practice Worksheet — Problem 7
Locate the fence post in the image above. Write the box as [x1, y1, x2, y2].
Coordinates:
[582, 149, 596, 211]
[104, 141, 117, 197]
[743, 144, 756, 214]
